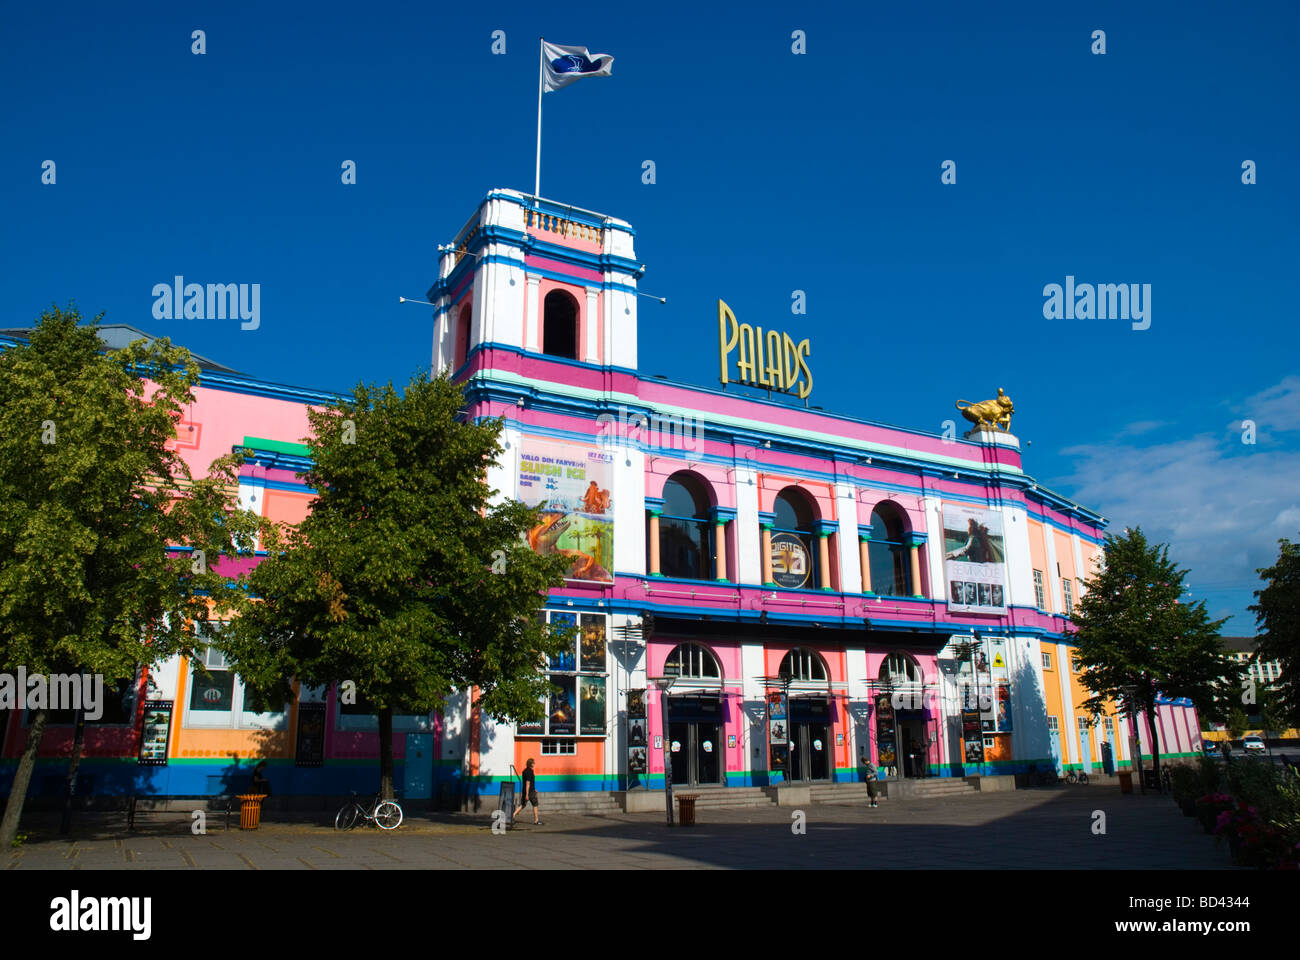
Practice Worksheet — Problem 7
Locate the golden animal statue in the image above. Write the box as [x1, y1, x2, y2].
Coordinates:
[955, 388, 1014, 431]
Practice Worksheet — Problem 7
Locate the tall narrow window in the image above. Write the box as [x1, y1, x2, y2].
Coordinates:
[867, 504, 909, 596]
[1062, 579, 1074, 617]
[771, 488, 816, 589]
[542, 290, 579, 359]
[1033, 569, 1046, 609]
[655, 474, 713, 580]
[455, 302, 471, 369]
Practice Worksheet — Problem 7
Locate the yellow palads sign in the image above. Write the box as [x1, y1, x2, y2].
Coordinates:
[717, 300, 813, 399]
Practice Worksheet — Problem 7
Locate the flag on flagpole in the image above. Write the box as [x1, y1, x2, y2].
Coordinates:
[541, 41, 614, 92]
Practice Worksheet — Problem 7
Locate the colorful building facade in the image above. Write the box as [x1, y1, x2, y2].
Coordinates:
[1, 188, 1203, 804]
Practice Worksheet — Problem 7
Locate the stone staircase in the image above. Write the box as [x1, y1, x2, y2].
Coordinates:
[807, 782, 880, 804]
[884, 777, 979, 800]
[530, 791, 623, 814]
[665, 786, 777, 809]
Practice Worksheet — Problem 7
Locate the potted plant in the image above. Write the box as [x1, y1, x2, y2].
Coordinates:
[1195, 793, 1235, 834]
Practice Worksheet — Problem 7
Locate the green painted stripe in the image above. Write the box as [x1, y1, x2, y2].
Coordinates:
[241, 435, 311, 457]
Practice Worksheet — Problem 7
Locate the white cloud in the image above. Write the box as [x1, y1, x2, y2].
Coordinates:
[1058, 417, 1300, 631]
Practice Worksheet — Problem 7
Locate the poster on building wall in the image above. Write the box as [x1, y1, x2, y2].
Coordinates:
[943, 504, 1008, 614]
[770, 533, 811, 589]
[549, 676, 576, 735]
[579, 677, 605, 735]
[874, 694, 897, 770]
[517, 437, 615, 583]
[580, 615, 606, 671]
[962, 708, 985, 764]
[295, 702, 326, 767]
[138, 701, 173, 765]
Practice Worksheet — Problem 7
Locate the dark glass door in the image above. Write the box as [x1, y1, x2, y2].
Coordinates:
[789, 722, 831, 781]
[669, 721, 689, 786]
[668, 720, 722, 786]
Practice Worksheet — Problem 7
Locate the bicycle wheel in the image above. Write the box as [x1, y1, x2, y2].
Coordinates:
[1065, 770, 1077, 784]
[374, 800, 403, 830]
[335, 803, 360, 831]
[1078, 772, 1089, 785]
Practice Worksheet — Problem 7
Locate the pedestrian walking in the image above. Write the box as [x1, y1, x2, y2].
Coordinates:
[861, 756, 879, 808]
[512, 758, 542, 825]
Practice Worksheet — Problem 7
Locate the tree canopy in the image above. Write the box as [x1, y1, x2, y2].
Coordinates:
[216, 372, 572, 795]
[1250, 535, 1300, 728]
[1070, 527, 1232, 771]
[0, 305, 264, 845]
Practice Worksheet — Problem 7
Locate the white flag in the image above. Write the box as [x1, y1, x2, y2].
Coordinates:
[542, 41, 614, 93]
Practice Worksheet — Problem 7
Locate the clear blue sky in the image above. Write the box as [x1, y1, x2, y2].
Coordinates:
[3, 0, 1297, 632]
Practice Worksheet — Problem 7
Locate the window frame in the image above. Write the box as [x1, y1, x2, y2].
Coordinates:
[1042, 652, 1053, 671]
[1033, 569, 1046, 609]
[182, 623, 288, 731]
[517, 610, 609, 738]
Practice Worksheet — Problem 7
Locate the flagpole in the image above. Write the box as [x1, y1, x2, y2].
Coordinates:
[534, 37, 544, 199]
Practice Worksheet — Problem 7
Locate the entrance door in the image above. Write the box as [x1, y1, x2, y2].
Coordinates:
[787, 698, 832, 782]
[1077, 718, 1091, 774]
[1048, 728, 1062, 776]
[404, 733, 433, 800]
[787, 722, 831, 781]
[668, 721, 721, 786]
[667, 696, 724, 787]
[898, 712, 926, 777]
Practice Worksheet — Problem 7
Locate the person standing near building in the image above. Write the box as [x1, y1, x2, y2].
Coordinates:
[512, 758, 542, 825]
[860, 756, 879, 808]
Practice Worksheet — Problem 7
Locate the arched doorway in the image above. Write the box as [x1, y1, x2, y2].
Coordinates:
[663, 642, 724, 787]
[779, 648, 832, 782]
[879, 652, 929, 778]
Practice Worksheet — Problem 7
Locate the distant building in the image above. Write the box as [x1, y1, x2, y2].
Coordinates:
[1203, 636, 1296, 741]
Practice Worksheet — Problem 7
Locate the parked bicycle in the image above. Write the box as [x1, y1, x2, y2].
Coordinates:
[1062, 769, 1089, 784]
[335, 791, 403, 831]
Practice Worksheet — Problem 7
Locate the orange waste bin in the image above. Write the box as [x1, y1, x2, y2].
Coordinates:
[677, 794, 698, 826]
[1117, 772, 1133, 795]
[237, 794, 266, 830]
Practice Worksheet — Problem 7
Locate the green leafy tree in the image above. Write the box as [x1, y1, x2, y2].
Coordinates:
[216, 372, 571, 799]
[1070, 527, 1231, 777]
[1226, 706, 1249, 740]
[0, 306, 266, 847]
[1250, 536, 1300, 729]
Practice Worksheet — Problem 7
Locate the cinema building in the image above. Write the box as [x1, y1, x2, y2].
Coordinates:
[0, 189, 1202, 807]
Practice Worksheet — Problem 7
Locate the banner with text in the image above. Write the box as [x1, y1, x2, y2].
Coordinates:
[518, 437, 615, 583]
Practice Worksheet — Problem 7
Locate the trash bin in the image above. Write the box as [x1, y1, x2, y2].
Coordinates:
[1117, 771, 1132, 794]
[237, 794, 266, 830]
[677, 794, 698, 826]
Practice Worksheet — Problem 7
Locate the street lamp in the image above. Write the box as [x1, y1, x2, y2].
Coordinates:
[649, 675, 677, 826]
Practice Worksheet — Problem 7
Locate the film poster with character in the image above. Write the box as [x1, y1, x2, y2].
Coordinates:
[943, 504, 1008, 614]
[627, 688, 647, 780]
[517, 437, 614, 583]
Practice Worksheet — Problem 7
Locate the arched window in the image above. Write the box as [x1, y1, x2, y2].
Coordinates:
[879, 652, 922, 685]
[654, 474, 713, 580]
[663, 643, 721, 679]
[455, 302, 471, 369]
[770, 487, 816, 589]
[543, 289, 579, 359]
[867, 503, 909, 596]
[779, 648, 827, 682]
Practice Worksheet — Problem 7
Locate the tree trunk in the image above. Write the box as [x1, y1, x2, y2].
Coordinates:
[1145, 699, 1162, 786]
[59, 708, 86, 834]
[0, 710, 48, 849]
[378, 707, 394, 800]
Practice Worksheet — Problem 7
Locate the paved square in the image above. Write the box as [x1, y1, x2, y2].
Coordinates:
[5, 786, 1238, 870]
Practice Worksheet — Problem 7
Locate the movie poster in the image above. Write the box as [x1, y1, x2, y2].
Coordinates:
[518, 437, 615, 583]
[943, 504, 1008, 614]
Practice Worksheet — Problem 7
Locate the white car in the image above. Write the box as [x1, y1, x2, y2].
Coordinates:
[1242, 735, 1266, 754]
